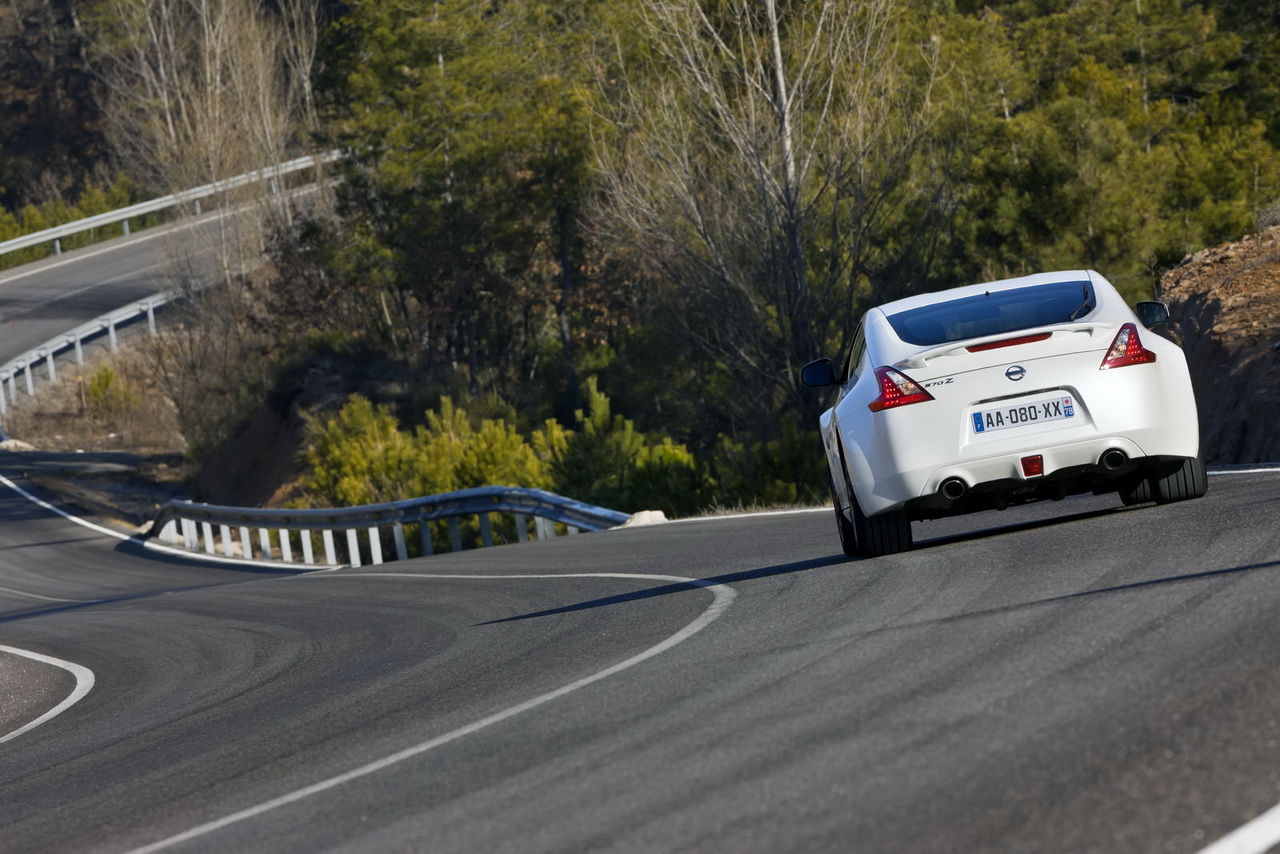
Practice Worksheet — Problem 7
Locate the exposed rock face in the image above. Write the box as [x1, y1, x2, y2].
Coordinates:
[1161, 227, 1280, 465]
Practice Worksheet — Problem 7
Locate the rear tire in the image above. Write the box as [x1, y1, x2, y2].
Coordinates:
[1151, 454, 1209, 504]
[851, 492, 912, 557]
[834, 503, 859, 559]
[1119, 477, 1152, 506]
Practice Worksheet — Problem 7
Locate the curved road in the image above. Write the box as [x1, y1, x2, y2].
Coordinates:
[3, 229, 1279, 851]
[0, 456, 1278, 852]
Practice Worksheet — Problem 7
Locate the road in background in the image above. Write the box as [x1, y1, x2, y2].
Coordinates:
[0, 210, 255, 365]
[0, 460, 1277, 853]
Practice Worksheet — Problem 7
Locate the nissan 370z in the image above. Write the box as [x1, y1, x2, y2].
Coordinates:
[801, 270, 1207, 558]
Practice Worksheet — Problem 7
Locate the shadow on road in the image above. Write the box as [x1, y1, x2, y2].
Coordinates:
[910, 503, 1143, 552]
[478, 553, 848, 626]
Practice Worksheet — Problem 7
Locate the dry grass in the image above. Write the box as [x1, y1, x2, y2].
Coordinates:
[3, 344, 188, 455]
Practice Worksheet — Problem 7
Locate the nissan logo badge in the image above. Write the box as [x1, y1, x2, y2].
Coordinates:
[1005, 365, 1026, 381]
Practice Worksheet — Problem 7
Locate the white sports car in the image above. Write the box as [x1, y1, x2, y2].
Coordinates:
[802, 270, 1207, 558]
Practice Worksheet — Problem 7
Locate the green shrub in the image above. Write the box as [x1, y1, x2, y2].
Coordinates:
[709, 415, 827, 508]
[544, 378, 702, 514]
[86, 366, 135, 417]
[302, 395, 434, 506]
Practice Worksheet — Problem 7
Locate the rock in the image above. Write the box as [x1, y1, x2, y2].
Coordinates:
[0, 439, 36, 452]
[620, 509, 668, 527]
[1161, 226, 1280, 464]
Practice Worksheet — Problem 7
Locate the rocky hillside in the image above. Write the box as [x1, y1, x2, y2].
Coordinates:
[1162, 227, 1280, 465]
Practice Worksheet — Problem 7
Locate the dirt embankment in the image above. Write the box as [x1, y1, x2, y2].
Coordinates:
[1162, 226, 1280, 464]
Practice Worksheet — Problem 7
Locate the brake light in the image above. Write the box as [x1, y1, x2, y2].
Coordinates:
[1099, 323, 1156, 369]
[966, 333, 1052, 353]
[868, 367, 935, 411]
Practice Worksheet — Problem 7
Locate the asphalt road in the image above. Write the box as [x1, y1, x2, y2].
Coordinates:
[0, 461, 1278, 853]
[0, 211, 251, 366]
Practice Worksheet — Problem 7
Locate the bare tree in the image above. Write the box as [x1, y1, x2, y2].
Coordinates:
[595, 0, 942, 428]
[89, 0, 325, 454]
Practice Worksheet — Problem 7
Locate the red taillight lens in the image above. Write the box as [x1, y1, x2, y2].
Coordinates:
[1100, 323, 1157, 369]
[1021, 455, 1044, 477]
[868, 367, 935, 412]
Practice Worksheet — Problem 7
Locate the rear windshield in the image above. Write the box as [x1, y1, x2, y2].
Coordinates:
[885, 281, 1095, 346]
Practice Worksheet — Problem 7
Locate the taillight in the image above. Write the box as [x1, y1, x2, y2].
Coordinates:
[868, 367, 935, 411]
[1099, 323, 1156, 369]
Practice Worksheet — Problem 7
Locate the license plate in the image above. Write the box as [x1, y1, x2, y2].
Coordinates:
[971, 396, 1075, 434]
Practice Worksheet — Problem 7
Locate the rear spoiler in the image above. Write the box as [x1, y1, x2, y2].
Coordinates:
[894, 323, 1111, 370]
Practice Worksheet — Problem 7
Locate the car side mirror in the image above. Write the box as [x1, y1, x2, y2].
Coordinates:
[801, 358, 838, 388]
[1135, 300, 1169, 330]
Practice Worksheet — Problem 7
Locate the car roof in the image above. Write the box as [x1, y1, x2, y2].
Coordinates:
[875, 270, 1102, 316]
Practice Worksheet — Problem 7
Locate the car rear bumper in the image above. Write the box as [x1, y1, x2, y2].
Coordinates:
[841, 402, 1199, 517]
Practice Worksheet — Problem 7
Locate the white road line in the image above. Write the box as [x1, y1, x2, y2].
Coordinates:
[128, 570, 737, 854]
[1208, 467, 1280, 475]
[1197, 803, 1280, 854]
[0, 474, 334, 571]
[0, 644, 95, 744]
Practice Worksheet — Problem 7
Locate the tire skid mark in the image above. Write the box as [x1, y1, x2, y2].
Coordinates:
[128, 570, 736, 853]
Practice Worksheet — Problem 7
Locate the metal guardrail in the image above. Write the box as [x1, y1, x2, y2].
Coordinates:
[0, 291, 179, 418]
[152, 486, 632, 566]
[0, 150, 342, 261]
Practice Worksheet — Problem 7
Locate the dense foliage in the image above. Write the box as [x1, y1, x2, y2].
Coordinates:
[5, 0, 1280, 512]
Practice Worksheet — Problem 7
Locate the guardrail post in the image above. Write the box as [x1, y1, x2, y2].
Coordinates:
[479, 514, 493, 548]
[346, 529, 361, 567]
[181, 519, 197, 550]
[5, 373, 14, 403]
[419, 523, 434, 556]
[280, 530, 293, 563]
[393, 523, 408, 561]
[22, 363, 33, 397]
[201, 522, 215, 554]
[147, 303, 157, 335]
[123, 219, 130, 237]
[534, 516, 555, 541]
[107, 320, 118, 352]
[367, 527, 383, 565]
[73, 335, 84, 365]
[42, 349, 56, 383]
[160, 519, 179, 543]
[448, 517, 462, 552]
[567, 526, 580, 536]
[54, 238, 61, 256]
[323, 530, 337, 565]
[220, 524, 233, 556]
[514, 514, 529, 542]
[302, 530, 315, 564]
[258, 529, 273, 559]
[240, 526, 253, 559]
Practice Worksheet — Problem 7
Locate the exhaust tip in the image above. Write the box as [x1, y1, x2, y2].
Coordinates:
[1101, 449, 1128, 471]
[940, 477, 967, 501]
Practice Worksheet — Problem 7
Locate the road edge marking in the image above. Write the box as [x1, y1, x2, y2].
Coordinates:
[1197, 802, 1280, 854]
[128, 571, 736, 853]
[0, 644, 95, 744]
[0, 474, 335, 571]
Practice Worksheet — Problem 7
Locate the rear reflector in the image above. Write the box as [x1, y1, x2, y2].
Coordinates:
[868, 367, 935, 412]
[1021, 455, 1044, 477]
[966, 333, 1052, 353]
[1099, 323, 1156, 369]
